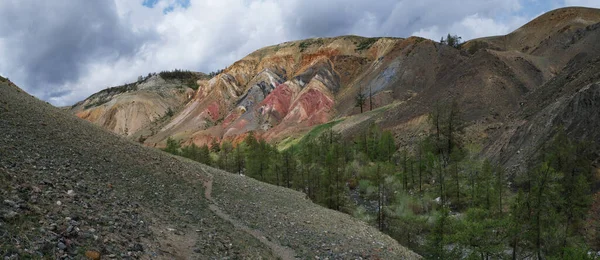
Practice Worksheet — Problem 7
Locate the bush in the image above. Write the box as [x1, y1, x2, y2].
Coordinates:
[355, 38, 379, 51]
[208, 69, 225, 78]
[440, 34, 462, 49]
[159, 69, 196, 80]
[299, 39, 324, 52]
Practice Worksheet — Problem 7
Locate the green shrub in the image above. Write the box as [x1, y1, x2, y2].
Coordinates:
[159, 69, 196, 80]
[355, 38, 379, 51]
[299, 39, 324, 52]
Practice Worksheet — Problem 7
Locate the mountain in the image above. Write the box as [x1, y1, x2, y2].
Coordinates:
[70, 71, 203, 137]
[72, 7, 600, 172]
[0, 78, 419, 258]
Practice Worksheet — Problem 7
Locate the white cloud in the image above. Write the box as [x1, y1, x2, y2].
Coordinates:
[413, 14, 529, 41]
[564, 0, 600, 8]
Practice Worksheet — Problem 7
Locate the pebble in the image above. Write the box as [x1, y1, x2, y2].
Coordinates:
[57, 242, 67, 250]
[56, 201, 62, 206]
[3, 199, 19, 208]
[85, 250, 101, 260]
[2, 210, 18, 220]
[131, 243, 144, 252]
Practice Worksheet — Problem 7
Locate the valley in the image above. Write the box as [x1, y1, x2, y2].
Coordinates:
[2, 6, 600, 260]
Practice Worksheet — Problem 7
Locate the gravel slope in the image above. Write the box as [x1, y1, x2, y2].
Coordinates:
[0, 79, 420, 259]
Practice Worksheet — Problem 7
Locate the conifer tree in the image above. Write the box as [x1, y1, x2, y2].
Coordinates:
[199, 144, 212, 165]
[355, 90, 366, 113]
[377, 131, 396, 162]
[163, 137, 181, 155]
[210, 138, 220, 153]
[218, 141, 234, 172]
[233, 143, 245, 174]
[282, 148, 296, 188]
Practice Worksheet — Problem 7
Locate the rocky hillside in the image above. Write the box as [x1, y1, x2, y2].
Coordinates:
[0, 78, 420, 259]
[70, 72, 201, 137]
[73, 7, 600, 173]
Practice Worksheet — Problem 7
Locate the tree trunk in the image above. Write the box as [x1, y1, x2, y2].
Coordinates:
[439, 158, 445, 206]
[535, 167, 549, 260]
[276, 163, 280, 186]
[512, 237, 518, 260]
[418, 150, 423, 193]
[498, 169, 503, 214]
[369, 85, 373, 111]
[455, 163, 459, 206]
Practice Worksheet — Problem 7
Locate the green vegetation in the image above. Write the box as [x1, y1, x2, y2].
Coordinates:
[355, 90, 366, 113]
[162, 137, 182, 156]
[159, 69, 196, 80]
[166, 108, 174, 117]
[83, 83, 138, 109]
[299, 39, 324, 52]
[161, 102, 598, 259]
[208, 69, 225, 78]
[297, 119, 344, 146]
[440, 34, 462, 49]
[159, 69, 203, 90]
[355, 38, 379, 51]
[162, 137, 212, 166]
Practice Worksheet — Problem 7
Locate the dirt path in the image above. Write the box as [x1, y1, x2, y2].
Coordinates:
[202, 174, 297, 260]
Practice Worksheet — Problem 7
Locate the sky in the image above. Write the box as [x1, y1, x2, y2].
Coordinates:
[0, 0, 599, 106]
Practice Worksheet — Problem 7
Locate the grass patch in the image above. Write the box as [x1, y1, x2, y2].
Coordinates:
[296, 119, 344, 146]
[277, 136, 301, 151]
[364, 101, 398, 115]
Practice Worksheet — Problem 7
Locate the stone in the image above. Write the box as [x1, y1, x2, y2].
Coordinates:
[2, 210, 18, 220]
[131, 243, 144, 252]
[3, 200, 18, 208]
[57, 242, 67, 250]
[84, 250, 101, 260]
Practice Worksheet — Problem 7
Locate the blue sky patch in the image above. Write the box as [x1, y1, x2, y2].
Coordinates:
[142, 0, 159, 8]
[143, 0, 191, 13]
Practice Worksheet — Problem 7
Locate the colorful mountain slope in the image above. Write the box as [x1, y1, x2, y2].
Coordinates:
[72, 7, 600, 173]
